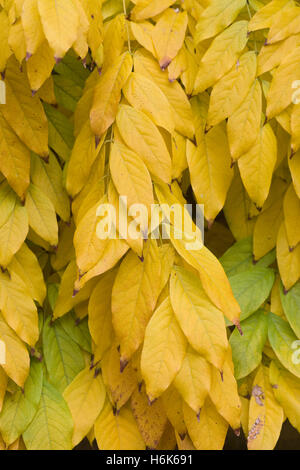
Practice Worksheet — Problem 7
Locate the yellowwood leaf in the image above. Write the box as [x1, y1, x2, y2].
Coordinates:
[0, 109, 30, 200]
[22, 0, 45, 55]
[238, 123, 277, 209]
[269, 361, 300, 433]
[101, 340, 137, 410]
[277, 222, 300, 290]
[0, 10, 12, 72]
[152, 9, 188, 70]
[248, 0, 292, 32]
[283, 183, 300, 249]
[133, 49, 194, 139]
[112, 240, 161, 362]
[90, 52, 133, 137]
[174, 345, 211, 414]
[267, 5, 300, 44]
[37, 0, 79, 59]
[194, 20, 248, 94]
[227, 80, 262, 161]
[195, 0, 246, 43]
[63, 367, 106, 447]
[186, 123, 233, 223]
[130, 0, 176, 21]
[116, 104, 172, 184]
[0, 182, 29, 268]
[1, 57, 48, 158]
[183, 398, 228, 450]
[0, 314, 30, 387]
[207, 51, 257, 127]
[88, 269, 116, 360]
[123, 72, 175, 133]
[0, 271, 39, 347]
[95, 400, 145, 450]
[170, 266, 228, 370]
[141, 296, 187, 400]
[131, 385, 168, 449]
[247, 365, 284, 450]
[209, 349, 241, 431]
[31, 151, 70, 222]
[25, 183, 58, 246]
[266, 46, 300, 119]
[66, 121, 98, 198]
[109, 141, 154, 234]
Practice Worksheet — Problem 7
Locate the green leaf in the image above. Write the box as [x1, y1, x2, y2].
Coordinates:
[53, 75, 82, 112]
[59, 311, 92, 354]
[54, 50, 90, 88]
[22, 379, 73, 450]
[43, 103, 74, 161]
[220, 237, 276, 276]
[43, 316, 85, 392]
[0, 360, 43, 446]
[230, 310, 268, 380]
[268, 313, 300, 379]
[229, 267, 275, 321]
[280, 281, 300, 339]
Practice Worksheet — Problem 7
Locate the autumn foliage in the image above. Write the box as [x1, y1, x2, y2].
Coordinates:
[0, 0, 299, 451]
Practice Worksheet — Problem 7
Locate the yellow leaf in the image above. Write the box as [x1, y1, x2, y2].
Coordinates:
[0, 368, 7, 412]
[269, 361, 300, 433]
[194, 20, 248, 94]
[0, 109, 30, 200]
[248, 0, 292, 32]
[267, 5, 300, 44]
[130, 21, 155, 56]
[152, 9, 187, 70]
[102, 340, 138, 410]
[25, 183, 58, 246]
[209, 349, 241, 430]
[116, 104, 172, 184]
[141, 297, 187, 400]
[37, 0, 79, 59]
[0, 314, 30, 387]
[170, 266, 228, 369]
[207, 51, 257, 127]
[174, 346, 211, 414]
[183, 398, 228, 450]
[257, 34, 300, 76]
[0, 182, 29, 268]
[130, 0, 176, 21]
[26, 40, 55, 92]
[133, 49, 194, 139]
[162, 387, 187, 438]
[277, 222, 300, 291]
[66, 121, 99, 198]
[186, 123, 233, 222]
[283, 183, 300, 250]
[90, 52, 133, 137]
[109, 141, 154, 234]
[7, 243, 46, 305]
[266, 46, 300, 120]
[0, 10, 12, 72]
[131, 384, 167, 449]
[195, 0, 246, 43]
[88, 269, 116, 360]
[31, 151, 70, 223]
[123, 72, 175, 132]
[1, 57, 48, 158]
[247, 365, 284, 450]
[238, 123, 277, 209]
[112, 240, 161, 362]
[0, 271, 39, 346]
[22, 0, 44, 56]
[95, 400, 145, 450]
[63, 367, 106, 447]
[227, 80, 262, 161]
